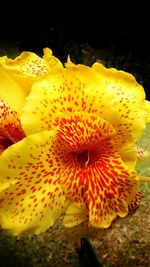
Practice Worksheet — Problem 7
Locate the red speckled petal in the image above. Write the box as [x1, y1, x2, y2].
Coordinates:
[21, 64, 147, 145]
[92, 62, 145, 102]
[4, 51, 48, 78]
[20, 65, 109, 135]
[0, 99, 25, 144]
[0, 48, 63, 106]
[3, 48, 62, 78]
[92, 62, 147, 141]
[56, 112, 115, 150]
[55, 113, 139, 228]
[0, 130, 68, 235]
[62, 156, 138, 228]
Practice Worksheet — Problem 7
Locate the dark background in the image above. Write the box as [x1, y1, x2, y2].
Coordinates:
[0, 3, 150, 99]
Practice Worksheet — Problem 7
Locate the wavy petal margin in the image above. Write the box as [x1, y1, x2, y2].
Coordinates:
[21, 64, 146, 146]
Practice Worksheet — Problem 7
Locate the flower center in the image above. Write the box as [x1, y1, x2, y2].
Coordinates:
[56, 113, 116, 168]
[0, 136, 13, 154]
[76, 149, 90, 167]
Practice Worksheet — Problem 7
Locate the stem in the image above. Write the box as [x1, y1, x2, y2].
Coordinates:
[139, 176, 150, 182]
[76, 238, 103, 267]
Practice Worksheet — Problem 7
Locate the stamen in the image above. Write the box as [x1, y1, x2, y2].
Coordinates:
[85, 150, 90, 168]
[75, 149, 91, 167]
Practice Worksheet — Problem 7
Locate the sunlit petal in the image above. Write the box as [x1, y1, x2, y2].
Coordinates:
[4, 50, 48, 78]
[21, 64, 146, 146]
[0, 48, 63, 106]
[92, 62, 147, 140]
[0, 65, 27, 114]
[0, 130, 68, 234]
[92, 62, 145, 102]
[3, 47, 62, 78]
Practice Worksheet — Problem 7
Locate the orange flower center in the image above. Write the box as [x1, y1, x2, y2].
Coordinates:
[73, 146, 103, 168]
[0, 136, 13, 153]
[54, 113, 138, 227]
[75, 149, 90, 167]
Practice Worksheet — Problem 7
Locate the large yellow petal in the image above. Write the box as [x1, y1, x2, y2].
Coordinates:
[3, 48, 63, 79]
[21, 64, 146, 144]
[92, 62, 145, 103]
[3, 49, 48, 77]
[21, 65, 106, 134]
[62, 156, 138, 229]
[93, 63, 147, 138]
[1, 51, 47, 97]
[0, 48, 63, 104]
[0, 130, 68, 235]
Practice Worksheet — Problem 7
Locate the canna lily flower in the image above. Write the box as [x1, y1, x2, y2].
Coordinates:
[0, 52, 149, 236]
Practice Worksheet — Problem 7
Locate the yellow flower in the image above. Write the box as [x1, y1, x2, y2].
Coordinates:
[0, 52, 149, 236]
